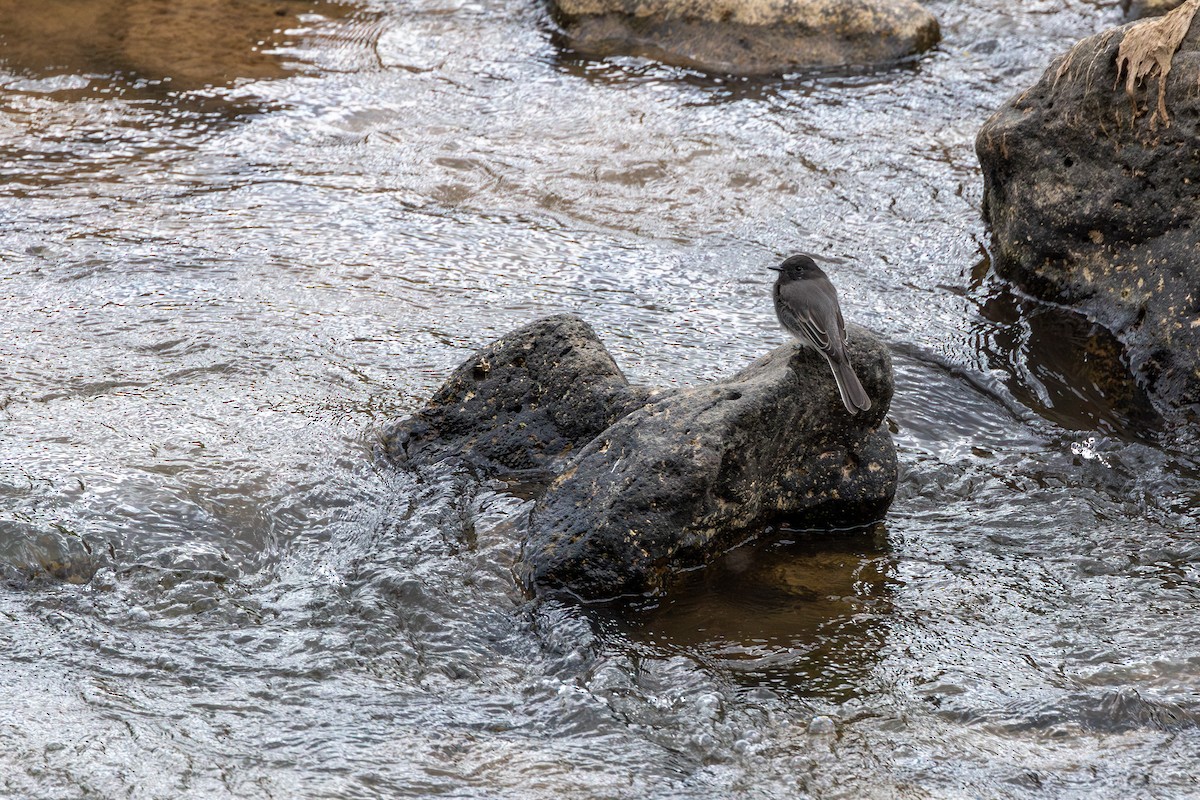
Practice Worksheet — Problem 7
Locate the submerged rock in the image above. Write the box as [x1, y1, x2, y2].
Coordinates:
[388, 313, 897, 600]
[383, 314, 654, 475]
[552, 0, 940, 75]
[523, 324, 896, 600]
[976, 4, 1200, 439]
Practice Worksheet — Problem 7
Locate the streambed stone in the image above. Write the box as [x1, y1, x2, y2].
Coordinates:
[976, 3, 1200, 440]
[552, 0, 941, 74]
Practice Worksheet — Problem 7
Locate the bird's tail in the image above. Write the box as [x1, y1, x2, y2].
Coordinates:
[829, 357, 872, 414]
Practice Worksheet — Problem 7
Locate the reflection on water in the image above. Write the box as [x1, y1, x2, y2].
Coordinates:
[0, 0, 379, 194]
[0, 0, 365, 92]
[601, 526, 894, 698]
[967, 255, 1162, 441]
[3, 0, 1200, 796]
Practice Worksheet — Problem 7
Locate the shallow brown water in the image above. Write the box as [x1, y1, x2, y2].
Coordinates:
[2, 0, 1200, 797]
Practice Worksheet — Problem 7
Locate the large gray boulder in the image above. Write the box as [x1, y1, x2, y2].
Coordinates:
[522, 325, 896, 600]
[552, 0, 940, 75]
[976, 3, 1200, 440]
[383, 315, 655, 475]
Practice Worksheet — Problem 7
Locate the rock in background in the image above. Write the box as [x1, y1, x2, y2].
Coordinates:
[551, 0, 940, 74]
[1124, 0, 1188, 19]
[976, 2, 1200, 441]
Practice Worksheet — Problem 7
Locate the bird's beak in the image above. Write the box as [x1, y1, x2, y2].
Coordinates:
[767, 265, 782, 272]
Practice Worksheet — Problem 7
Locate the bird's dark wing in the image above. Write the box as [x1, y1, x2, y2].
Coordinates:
[778, 277, 845, 352]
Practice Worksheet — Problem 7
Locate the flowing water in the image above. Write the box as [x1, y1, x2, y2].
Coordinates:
[2, 0, 1199, 796]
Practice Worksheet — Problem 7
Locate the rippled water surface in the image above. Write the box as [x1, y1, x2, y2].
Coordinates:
[3, 0, 1199, 797]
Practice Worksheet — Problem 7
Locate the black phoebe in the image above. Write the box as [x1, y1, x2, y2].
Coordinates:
[770, 254, 871, 414]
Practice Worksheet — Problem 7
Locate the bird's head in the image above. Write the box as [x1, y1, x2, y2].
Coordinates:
[768, 254, 823, 281]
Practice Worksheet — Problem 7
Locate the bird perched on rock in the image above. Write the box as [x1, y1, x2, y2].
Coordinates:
[769, 254, 871, 414]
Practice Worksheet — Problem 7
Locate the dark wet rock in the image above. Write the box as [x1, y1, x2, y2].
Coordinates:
[976, 7, 1200, 439]
[383, 314, 655, 475]
[388, 314, 898, 600]
[551, 0, 940, 75]
[522, 325, 896, 600]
